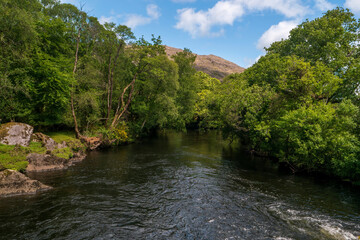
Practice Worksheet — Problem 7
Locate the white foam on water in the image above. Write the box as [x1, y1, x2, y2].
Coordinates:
[268, 202, 359, 240]
[320, 224, 357, 240]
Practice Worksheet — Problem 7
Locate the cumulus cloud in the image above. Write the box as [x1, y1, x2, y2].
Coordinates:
[175, 0, 308, 37]
[175, 1, 244, 37]
[147, 4, 161, 19]
[257, 20, 299, 50]
[314, 0, 335, 11]
[124, 4, 161, 28]
[345, 0, 360, 13]
[100, 4, 160, 28]
[99, 16, 117, 25]
[243, 55, 263, 67]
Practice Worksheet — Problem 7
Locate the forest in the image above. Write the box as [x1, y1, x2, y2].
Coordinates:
[1, 0, 360, 184]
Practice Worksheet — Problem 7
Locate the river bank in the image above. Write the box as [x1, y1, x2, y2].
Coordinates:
[0, 122, 94, 197]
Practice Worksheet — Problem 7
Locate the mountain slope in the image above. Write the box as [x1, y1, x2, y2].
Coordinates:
[165, 46, 245, 80]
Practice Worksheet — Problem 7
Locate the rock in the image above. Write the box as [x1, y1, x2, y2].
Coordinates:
[31, 132, 58, 150]
[85, 137, 102, 150]
[0, 169, 52, 197]
[71, 151, 86, 163]
[57, 141, 67, 149]
[26, 153, 71, 172]
[0, 122, 34, 147]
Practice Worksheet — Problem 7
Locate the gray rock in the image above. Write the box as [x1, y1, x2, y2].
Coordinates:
[57, 141, 67, 149]
[31, 132, 57, 150]
[0, 169, 52, 197]
[26, 153, 71, 172]
[0, 122, 34, 147]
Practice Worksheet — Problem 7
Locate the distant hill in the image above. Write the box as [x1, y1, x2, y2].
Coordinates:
[165, 46, 245, 80]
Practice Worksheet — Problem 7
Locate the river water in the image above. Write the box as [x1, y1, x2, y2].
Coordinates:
[0, 131, 359, 240]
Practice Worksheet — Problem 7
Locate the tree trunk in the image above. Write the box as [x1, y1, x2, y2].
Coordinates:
[106, 42, 123, 126]
[71, 28, 83, 139]
[111, 75, 136, 128]
[105, 54, 112, 126]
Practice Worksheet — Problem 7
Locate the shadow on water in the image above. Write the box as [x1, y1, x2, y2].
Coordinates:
[0, 130, 359, 240]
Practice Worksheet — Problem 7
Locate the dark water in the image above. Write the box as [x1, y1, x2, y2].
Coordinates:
[0, 131, 359, 240]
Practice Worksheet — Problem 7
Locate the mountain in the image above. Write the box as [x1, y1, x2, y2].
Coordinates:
[165, 46, 245, 80]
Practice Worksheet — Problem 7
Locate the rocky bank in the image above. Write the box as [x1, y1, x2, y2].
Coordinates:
[0, 122, 88, 197]
[0, 169, 52, 197]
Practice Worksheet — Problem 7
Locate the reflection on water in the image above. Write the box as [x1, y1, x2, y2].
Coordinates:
[0, 130, 359, 240]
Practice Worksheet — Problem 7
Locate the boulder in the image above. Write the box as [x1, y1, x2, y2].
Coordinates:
[0, 122, 33, 147]
[31, 132, 59, 151]
[26, 153, 71, 172]
[70, 151, 86, 163]
[0, 169, 52, 197]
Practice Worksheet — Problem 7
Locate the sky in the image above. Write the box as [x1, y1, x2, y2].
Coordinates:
[59, 0, 360, 68]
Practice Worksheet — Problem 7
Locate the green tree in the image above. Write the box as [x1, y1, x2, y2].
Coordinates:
[171, 49, 198, 129]
[267, 8, 360, 100]
[0, 0, 41, 122]
[273, 100, 360, 181]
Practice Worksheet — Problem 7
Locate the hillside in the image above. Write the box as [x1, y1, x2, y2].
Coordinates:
[165, 46, 245, 80]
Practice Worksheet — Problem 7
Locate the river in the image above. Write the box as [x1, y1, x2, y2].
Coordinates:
[0, 131, 359, 239]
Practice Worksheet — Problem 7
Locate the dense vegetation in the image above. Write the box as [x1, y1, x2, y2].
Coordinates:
[213, 8, 360, 184]
[0, 0, 218, 139]
[1, 1, 360, 184]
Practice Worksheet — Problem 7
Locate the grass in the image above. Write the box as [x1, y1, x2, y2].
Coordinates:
[52, 147, 73, 159]
[45, 131, 77, 143]
[0, 131, 87, 172]
[0, 142, 46, 172]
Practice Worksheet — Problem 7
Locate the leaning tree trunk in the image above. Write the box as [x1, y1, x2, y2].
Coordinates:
[71, 28, 83, 139]
[111, 74, 136, 128]
[105, 42, 123, 126]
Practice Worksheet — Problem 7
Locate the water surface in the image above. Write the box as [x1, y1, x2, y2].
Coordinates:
[0, 131, 359, 239]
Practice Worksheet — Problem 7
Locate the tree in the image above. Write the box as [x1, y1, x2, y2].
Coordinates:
[274, 100, 360, 180]
[267, 8, 360, 100]
[171, 49, 198, 128]
[0, 0, 41, 122]
[110, 36, 167, 129]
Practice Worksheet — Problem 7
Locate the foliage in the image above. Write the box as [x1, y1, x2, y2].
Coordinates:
[273, 100, 360, 181]
[98, 122, 129, 145]
[210, 8, 360, 183]
[267, 7, 360, 100]
[2, 1, 359, 184]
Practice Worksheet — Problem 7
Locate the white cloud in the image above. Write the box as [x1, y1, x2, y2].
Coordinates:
[175, 0, 308, 38]
[99, 16, 116, 25]
[124, 4, 161, 28]
[147, 4, 161, 19]
[243, 55, 262, 67]
[314, 0, 335, 11]
[257, 20, 299, 50]
[124, 15, 151, 28]
[175, 1, 244, 37]
[345, 0, 360, 13]
[99, 4, 161, 29]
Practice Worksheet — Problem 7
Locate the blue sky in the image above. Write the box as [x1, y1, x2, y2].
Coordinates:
[60, 0, 360, 68]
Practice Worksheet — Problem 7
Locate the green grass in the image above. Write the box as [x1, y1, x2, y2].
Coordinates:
[27, 142, 47, 154]
[52, 147, 73, 159]
[0, 142, 46, 172]
[45, 131, 76, 143]
[0, 131, 86, 172]
[46, 131, 86, 152]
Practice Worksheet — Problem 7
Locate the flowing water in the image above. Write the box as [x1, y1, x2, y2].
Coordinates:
[0, 131, 359, 240]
